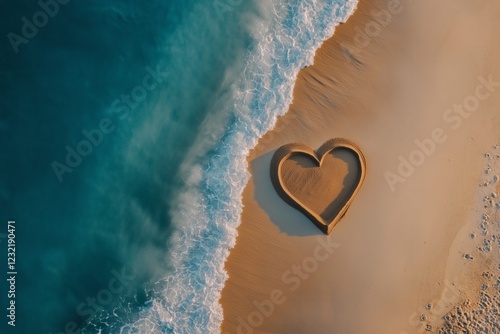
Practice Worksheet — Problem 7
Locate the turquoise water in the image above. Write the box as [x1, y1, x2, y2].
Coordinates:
[0, 0, 356, 333]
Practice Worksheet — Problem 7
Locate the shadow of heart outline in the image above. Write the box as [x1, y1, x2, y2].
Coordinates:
[270, 138, 367, 235]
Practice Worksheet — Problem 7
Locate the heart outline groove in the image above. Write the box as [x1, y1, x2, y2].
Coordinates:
[270, 138, 367, 235]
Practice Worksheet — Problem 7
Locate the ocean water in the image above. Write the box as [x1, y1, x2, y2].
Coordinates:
[0, 0, 357, 333]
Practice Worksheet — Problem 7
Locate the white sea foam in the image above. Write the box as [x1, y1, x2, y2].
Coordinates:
[121, 0, 358, 333]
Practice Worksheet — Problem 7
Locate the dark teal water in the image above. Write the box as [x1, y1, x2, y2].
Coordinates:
[1, 1, 251, 333]
[0, 0, 357, 333]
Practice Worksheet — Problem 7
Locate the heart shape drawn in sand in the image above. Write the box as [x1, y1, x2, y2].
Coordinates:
[270, 138, 366, 235]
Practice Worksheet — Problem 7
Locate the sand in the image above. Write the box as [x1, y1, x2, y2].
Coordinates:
[220, 0, 500, 333]
[270, 139, 366, 235]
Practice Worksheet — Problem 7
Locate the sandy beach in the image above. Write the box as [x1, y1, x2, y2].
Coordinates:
[220, 0, 500, 333]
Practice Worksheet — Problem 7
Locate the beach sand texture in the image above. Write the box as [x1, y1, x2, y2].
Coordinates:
[220, 0, 500, 333]
[270, 138, 366, 235]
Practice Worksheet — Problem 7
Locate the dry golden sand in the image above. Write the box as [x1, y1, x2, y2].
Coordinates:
[220, 0, 500, 333]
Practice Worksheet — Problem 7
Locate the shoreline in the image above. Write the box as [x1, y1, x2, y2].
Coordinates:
[220, 0, 500, 333]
